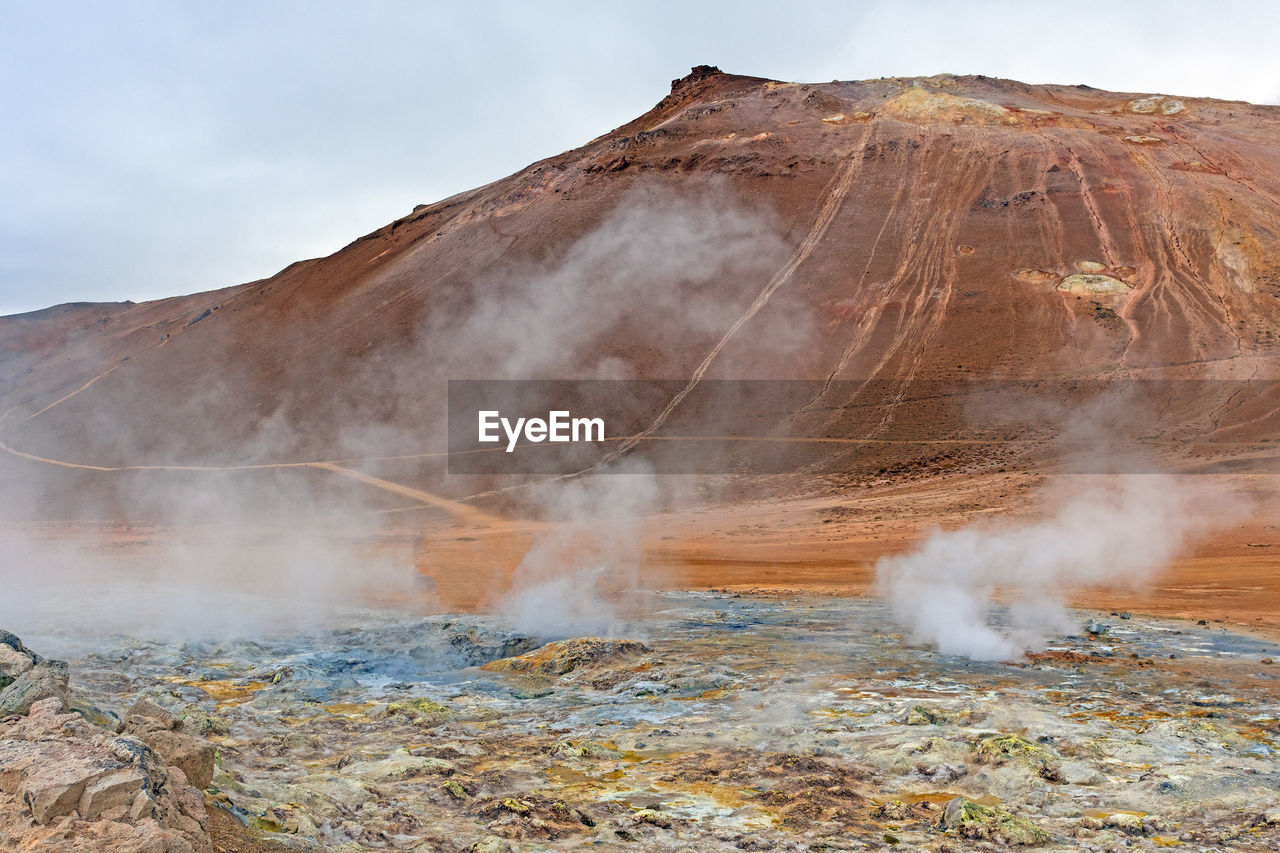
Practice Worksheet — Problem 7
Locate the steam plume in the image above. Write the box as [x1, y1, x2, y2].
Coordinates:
[875, 473, 1238, 661]
[496, 462, 659, 638]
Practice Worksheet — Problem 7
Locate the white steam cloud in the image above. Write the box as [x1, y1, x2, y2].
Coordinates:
[496, 462, 660, 639]
[876, 473, 1239, 661]
[425, 177, 796, 381]
[1, 178, 799, 648]
[441, 179, 802, 637]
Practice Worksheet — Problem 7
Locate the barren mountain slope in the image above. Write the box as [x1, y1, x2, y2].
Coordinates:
[2, 67, 1279, 521]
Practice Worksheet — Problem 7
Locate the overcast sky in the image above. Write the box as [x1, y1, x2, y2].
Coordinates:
[2, 0, 1278, 316]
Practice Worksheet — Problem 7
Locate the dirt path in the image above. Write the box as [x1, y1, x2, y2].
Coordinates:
[0, 363, 125, 427]
[606, 135, 870, 463]
[0, 441, 486, 523]
[308, 461, 497, 523]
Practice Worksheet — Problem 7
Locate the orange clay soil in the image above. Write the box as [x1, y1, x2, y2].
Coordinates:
[1, 470, 1274, 636]
[409, 470, 1280, 635]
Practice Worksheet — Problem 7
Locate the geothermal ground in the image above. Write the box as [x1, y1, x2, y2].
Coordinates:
[4, 594, 1279, 851]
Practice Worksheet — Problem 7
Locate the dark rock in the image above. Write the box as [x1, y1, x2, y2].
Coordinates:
[672, 65, 724, 93]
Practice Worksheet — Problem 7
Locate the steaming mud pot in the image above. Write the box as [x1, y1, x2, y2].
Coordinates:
[5, 593, 1276, 851]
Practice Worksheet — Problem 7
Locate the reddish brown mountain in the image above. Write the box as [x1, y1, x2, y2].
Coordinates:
[2, 68, 1279, 524]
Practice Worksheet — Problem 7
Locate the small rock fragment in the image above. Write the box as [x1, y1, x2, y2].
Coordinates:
[483, 638, 650, 676]
[1102, 812, 1146, 835]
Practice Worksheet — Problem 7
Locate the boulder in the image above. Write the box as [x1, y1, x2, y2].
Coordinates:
[973, 734, 1062, 781]
[0, 643, 35, 682]
[0, 630, 41, 693]
[1, 701, 149, 824]
[1057, 274, 1131, 295]
[469, 838, 513, 853]
[77, 769, 148, 820]
[0, 630, 39, 661]
[1254, 809, 1280, 827]
[19, 756, 105, 823]
[136, 728, 217, 789]
[338, 751, 454, 783]
[1058, 761, 1106, 786]
[904, 703, 951, 725]
[1101, 812, 1146, 835]
[0, 698, 212, 850]
[941, 796, 1049, 845]
[0, 640, 116, 726]
[66, 695, 120, 729]
[123, 697, 179, 732]
[0, 660, 69, 716]
[177, 703, 231, 735]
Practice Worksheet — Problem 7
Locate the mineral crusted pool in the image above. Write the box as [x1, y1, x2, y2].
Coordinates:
[58, 593, 1280, 850]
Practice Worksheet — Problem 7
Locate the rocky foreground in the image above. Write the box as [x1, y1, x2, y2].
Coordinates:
[1, 630, 214, 851]
[2, 593, 1279, 851]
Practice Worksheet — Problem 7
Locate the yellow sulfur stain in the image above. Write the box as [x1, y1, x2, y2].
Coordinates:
[164, 677, 270, 705]
[651, 779, 752, 809]
[543, 765, 599, 786]
[898, 791, 1002, 807]
[1085, 809, 1148, 819]
[323, 702, 376, 717]
[812, 706, 875, 719]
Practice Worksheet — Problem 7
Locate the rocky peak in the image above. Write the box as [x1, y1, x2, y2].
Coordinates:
[670, 64, 724, 93]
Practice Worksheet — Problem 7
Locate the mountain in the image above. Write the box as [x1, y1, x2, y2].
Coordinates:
[1, 67, 1278, 619]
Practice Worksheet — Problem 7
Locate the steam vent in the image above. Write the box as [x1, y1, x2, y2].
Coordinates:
[3, 56, 1280, 853]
